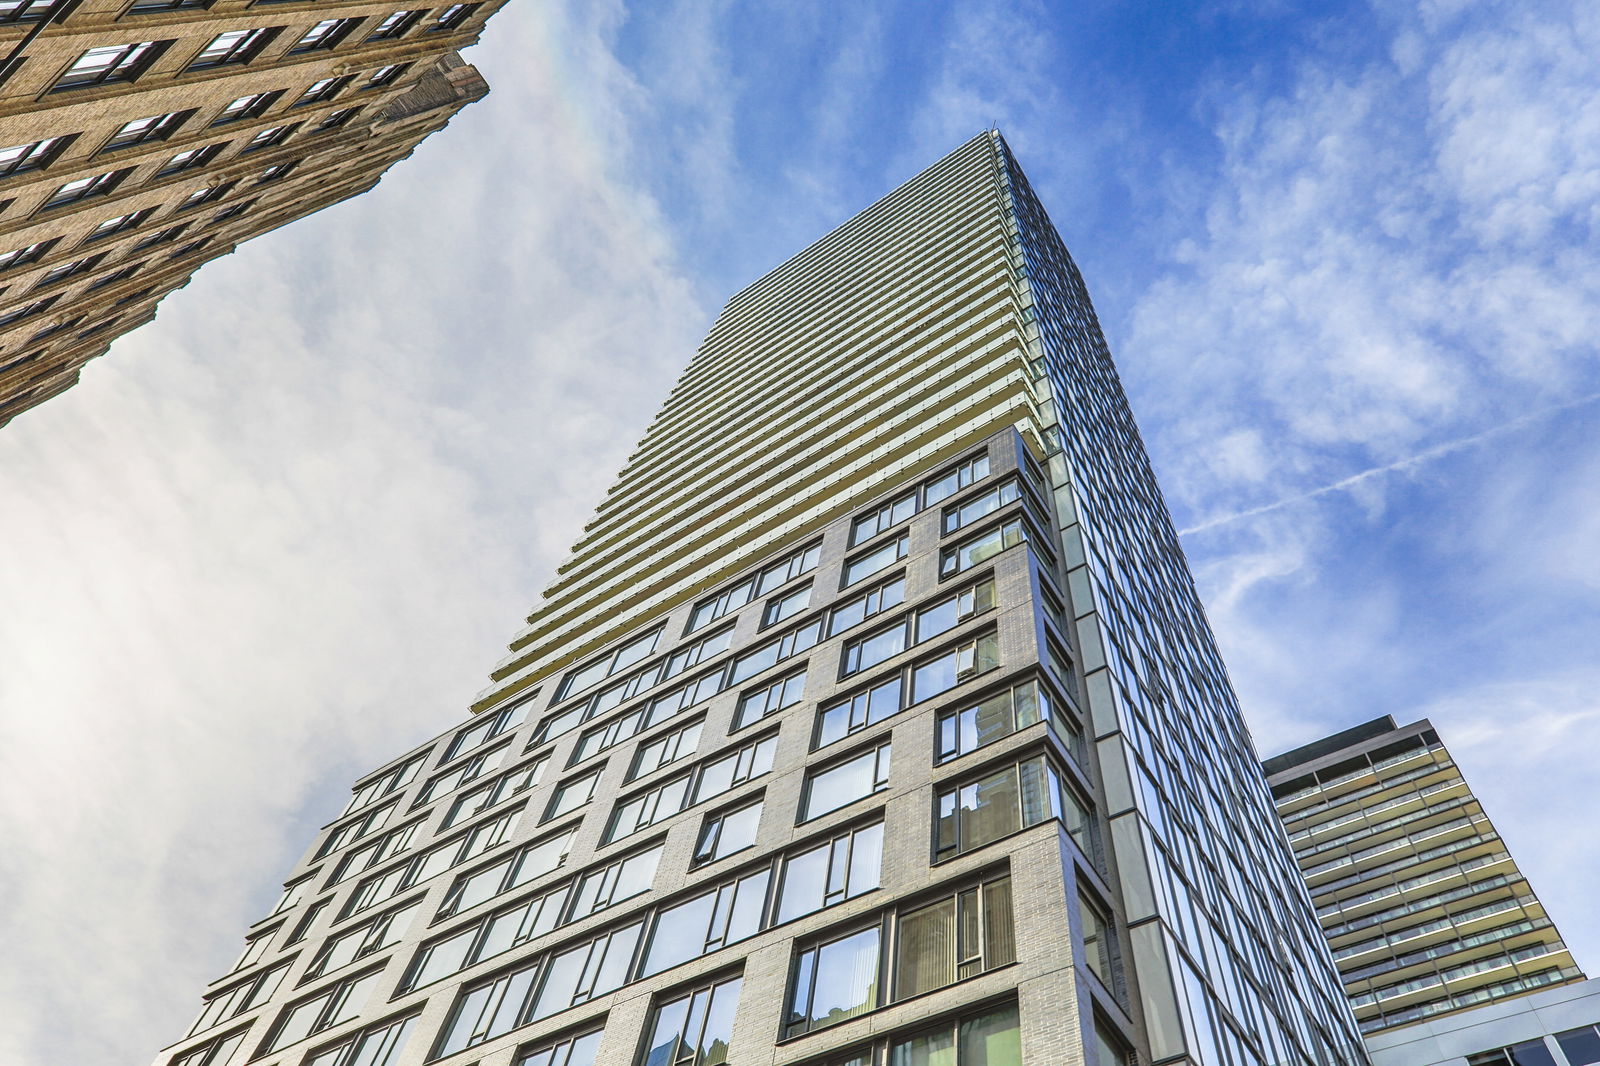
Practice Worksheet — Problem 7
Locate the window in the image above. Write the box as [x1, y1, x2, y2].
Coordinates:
[1094, 1023, 1134, 1066]
[34, 252, 104, 287]
[169, 1029, 249, 1066]
[291, 17, 361, 53]
[53, 40, 169, 90]
[229, 927, 276, 973]
[0, 238, 55, 270]
[691, 799, 761, 867]
[304, 899, 423, 980]
[367, 10, 424, 40]
[548, 625, 732, 743]
[77, 313, 125, 337]
[723, 617, 819, 686]
[762, 581, 811, 627]
[176, 182, 234, 211]
[133, 223, 188, 250]
[445, 698, 530, 760]
[935, 754, 1096, 863]
[640, 871, 767, 977]
[262, 970, 383, 1054]
[432, 3, 480, 30]
[316, 105, 363, 131]
[114, 285, 157, 306]
[940, 519, 1026, 578]
[556, 625, 663, 702]
[827, 575, 905, 636]
[304, 1014, 417, 1066]
[1467, 1042, 1560, 1066]
[168, 237, 212, 260]
[816, 677, 901, 750]
[893, 877, 1015, 998]
[0, 1, 61, 21]
[543, 768, 601, 822]
[686, 540, 820, 633]
[842, 535, 908, 587]
[936, 677, 1082, 764]
[784, 878, 1014, 1040]
[243, 123, 297, 152]
[364, 62, 410, 88]
[258, 160, 299, 183]
[775, 821, 882, 923]
[732, 669, 805, 731]
[1557, 1027, 1600, 1066]
[130, 0, 208, 10]
[190, 960, 290, 1035]
[84, 207, 155, 242]
[569, 841, 663, 919]
[887, 1002, 1021, 1066]
[42, 167, 131, 209]
[0, 349, 40, 375]
[640, 975, 741, 1066]
[209, 198, 257, 225]
[0, 134, 73, 177]
[27, 314, 81, 342]
[438, 826, 577, 918]
[605, 734, 777, 844]
[214, 90, 282, 124]
[270, 872, 315, 915]
[1078, 888, 1122, 997]
[924, 453, 991, 505]
[850, 490, 918, 547]
[818, 632, 999, 749]
[316, 799, 397, 858]
[187, 26, 277, 69]
[159, 141, 226, 175]
[434, 923, 643, 1056]
[628, 719, 703, 781]
[402, 884, 569, 992]
[0, 294, 58, 327]
[943, 477, 1023, 534]
[329, 820, 420, 885]
[517, 1028, 603, 1066]
[343, 806, 523, 917]
[294, 75, 354, 106]
[784, 927, 880, 1037]
[841, 580, 994, 677]
[802, 742, 890, 821]
[275, 887, 321, 940]
[443, 757, 547, 829]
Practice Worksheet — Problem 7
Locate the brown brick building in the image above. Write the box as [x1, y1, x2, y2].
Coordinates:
[0, 0, 505, 428]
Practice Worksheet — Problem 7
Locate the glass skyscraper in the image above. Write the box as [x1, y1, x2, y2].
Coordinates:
[154, 132, 1367, 1066]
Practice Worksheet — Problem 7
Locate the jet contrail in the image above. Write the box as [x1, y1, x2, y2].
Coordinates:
[1179, 391, 1600, 536]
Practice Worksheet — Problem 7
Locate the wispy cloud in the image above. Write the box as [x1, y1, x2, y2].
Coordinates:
[1180, 391, 1600, 535]
[0, 5, 703, 1064]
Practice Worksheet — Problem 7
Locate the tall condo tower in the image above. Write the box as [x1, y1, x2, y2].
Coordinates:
[1264, 716, 1585, 1038]
[155, 133, 1369, 1066]
[0, 0, 504, 428]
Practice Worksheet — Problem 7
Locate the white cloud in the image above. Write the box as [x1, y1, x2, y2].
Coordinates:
[1128, 0, 1600, 974]
[0, 5, 704, 1064]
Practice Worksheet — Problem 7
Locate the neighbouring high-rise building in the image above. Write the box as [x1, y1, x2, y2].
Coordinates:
[0, 0, 505, 429]
[154, 133, 1369, 1066]
[1263, 716, 1585, 1039]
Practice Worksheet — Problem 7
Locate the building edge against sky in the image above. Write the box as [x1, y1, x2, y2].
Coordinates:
[1263, 717, 1586, 1039]
[1365, 978, 1600, 1066]
[0, 1, 505, 429]
[153, 132, 1369, 1066]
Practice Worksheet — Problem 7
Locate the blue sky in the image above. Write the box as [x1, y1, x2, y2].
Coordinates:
[0, 3, 1596, 1064]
